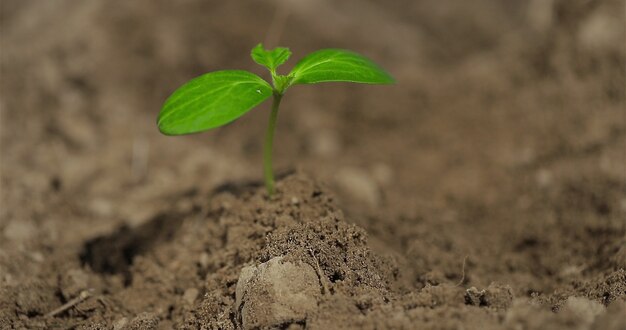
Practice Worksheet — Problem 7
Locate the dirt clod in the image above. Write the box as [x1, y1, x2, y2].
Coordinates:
[123, 312, 159, 330]
[236, 257, 321, 329]
[59, 268, 91, 300]
[465, 283, 515, 309]
[10, 281, 59, 317]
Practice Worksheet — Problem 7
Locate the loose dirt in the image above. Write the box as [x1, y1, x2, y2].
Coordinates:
[1, 0, 625, 329]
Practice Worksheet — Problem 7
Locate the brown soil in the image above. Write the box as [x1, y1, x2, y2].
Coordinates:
[1, 0, 625, 329]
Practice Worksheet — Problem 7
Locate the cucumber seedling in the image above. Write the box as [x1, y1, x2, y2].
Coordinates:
[158, 44, 394, 196]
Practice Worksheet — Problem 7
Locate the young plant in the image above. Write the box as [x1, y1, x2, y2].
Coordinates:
[158, 44, 394, 196]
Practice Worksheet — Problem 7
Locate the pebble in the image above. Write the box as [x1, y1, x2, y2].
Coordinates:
[335, 167, 380, 206]
[3, 220, 37, 242]
[89, 198, 113, 217]
[578, 9, 623, 52]
[182, 288, 199, 305]
[199, 252, 210, 269]
[113, 317, 128, 330]
[372, 163, 393, 185]
[60, 268, 90, 299]
[561, 296, 605, 326]
[235, 257, 321, 329]
[29, 252, 44, 263]
[310, 130, 340, 157]
[125, 312, 159, 329]
[465, 283, 514, 309]
[527, 0, 553, 32]
[535, 169, 552, 188]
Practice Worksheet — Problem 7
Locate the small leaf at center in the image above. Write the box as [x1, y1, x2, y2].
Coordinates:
[251, 43, 292, 72]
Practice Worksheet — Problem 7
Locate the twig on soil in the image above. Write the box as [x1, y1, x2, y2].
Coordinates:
[456, 255, 469, 287]
[309, 248, 330, 294]
[45, 289, 94, 318]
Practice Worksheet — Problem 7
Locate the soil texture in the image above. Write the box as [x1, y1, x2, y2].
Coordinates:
[1, 0, 625, 329]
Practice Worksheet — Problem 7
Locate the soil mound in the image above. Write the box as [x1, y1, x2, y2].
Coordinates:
[3, 173, 623, 329]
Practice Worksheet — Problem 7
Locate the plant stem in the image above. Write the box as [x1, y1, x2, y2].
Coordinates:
[264, 93, 282, 196]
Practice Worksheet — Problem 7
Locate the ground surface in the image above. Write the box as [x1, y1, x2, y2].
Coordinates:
[1, 0, 625, 329]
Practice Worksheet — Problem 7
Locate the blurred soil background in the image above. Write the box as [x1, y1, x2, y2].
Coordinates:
[1, 0, 625, 329]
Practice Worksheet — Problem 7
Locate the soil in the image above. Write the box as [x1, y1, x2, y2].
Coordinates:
[1, 0, 625, 329]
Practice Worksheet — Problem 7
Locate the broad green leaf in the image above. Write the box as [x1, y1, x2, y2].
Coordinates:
[158, 70, 272, 135]
[251, 43, 292, 72]
[290, 49, 394, 85]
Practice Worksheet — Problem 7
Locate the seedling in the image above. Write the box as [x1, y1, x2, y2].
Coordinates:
[158, 44, 394, 196]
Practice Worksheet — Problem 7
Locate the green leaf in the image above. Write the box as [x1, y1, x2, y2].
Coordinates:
[251, 43, 292, 72]
[290, 49, 394, 85]
[158, 70, 272, 135]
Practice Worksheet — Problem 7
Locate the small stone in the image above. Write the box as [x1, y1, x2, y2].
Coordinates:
[535, 169, 552, 188]
[465, 287, 485, 306]
[56, 112, 96, 148]
[220, 200, 232, 210]
[561, 296, 605, 326]
[113, 317, 129, 330]
[482, 283, 514, 309]
[465, 283, 514, 309]
[335, 167, 380, 206]
[504, 299, 553, 329]
[559, 265, 585, 278]
[60, 268, 90, 299]
[123, 312, 159, 330]
[578, 9, 623, 52]
[89, 198, 113, 217]
[29, 252, 45, 263]
[3, 272, 14, 285]
[176, 199, 194, 213]
[3, 220, 37, 242]
[372, 163, 393, 185]
[14, 281, 57, 316]
[235, 266, 257, 310]
[592, 300, 626, 329]
[527, 0, 554, 32]
[235, 257, 321, 329]
[199, 252, 210, 269]
[182, 288, 199, 305]
[310, 130, 340, 157]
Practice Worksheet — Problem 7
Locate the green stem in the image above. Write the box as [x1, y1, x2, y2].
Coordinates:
[263, 93, 283, 196]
